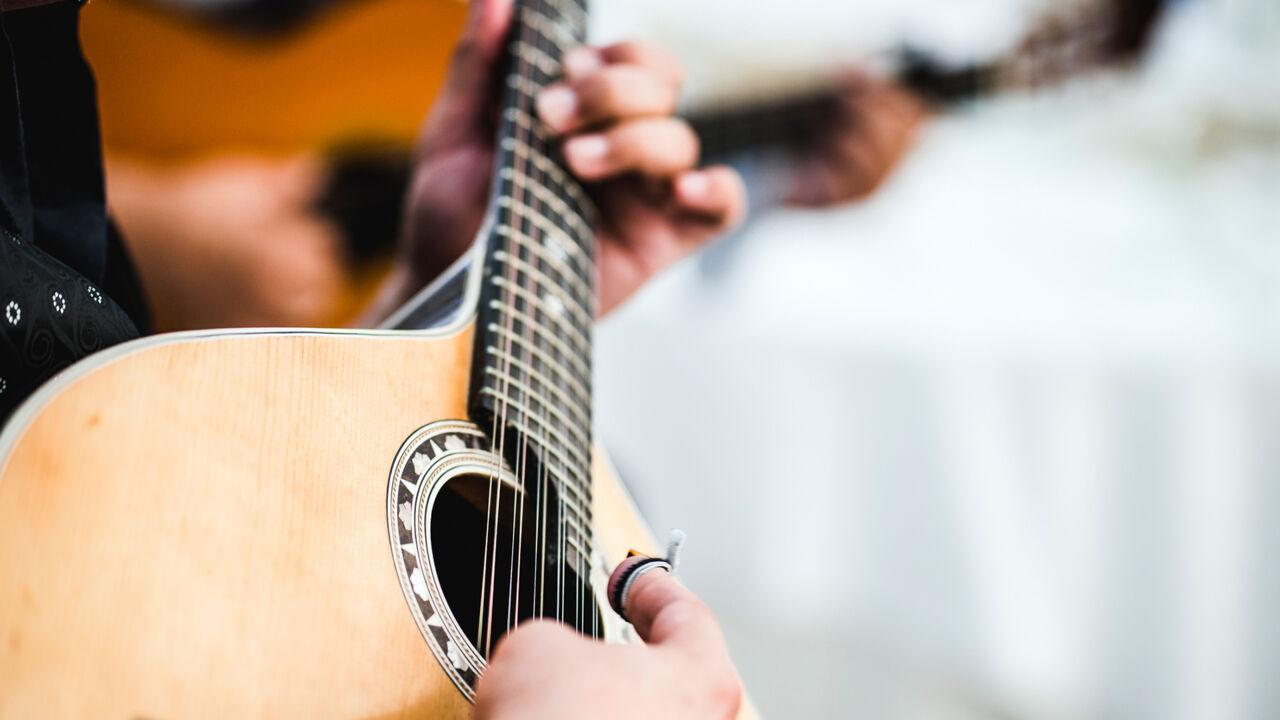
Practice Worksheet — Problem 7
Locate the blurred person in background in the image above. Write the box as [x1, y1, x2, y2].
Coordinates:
[591, 0, 1280, 718]
[89, 0, 1164, 333]
[85, 0, 934, 331]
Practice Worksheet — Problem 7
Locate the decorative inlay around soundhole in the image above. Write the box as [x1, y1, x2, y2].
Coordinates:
[386, 420, 605, 702]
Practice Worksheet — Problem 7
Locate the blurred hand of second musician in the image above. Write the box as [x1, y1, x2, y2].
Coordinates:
[787, 72, 930, 208]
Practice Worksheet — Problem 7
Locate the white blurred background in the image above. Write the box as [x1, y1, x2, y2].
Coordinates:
[592, 1, 1280, 717]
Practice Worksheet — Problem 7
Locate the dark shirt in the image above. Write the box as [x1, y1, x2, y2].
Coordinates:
[0, 0, 148, 420]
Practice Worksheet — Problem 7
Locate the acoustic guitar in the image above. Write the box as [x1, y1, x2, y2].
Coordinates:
[686, 0, 1165, 164]
[0, 0, 753, 716]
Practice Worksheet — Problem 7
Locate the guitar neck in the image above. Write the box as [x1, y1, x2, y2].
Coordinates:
[688, 0, 1163, 163]
[469, 0, 596, 545]
[682, 63, 988, 165]
[686, 90, 844, 163]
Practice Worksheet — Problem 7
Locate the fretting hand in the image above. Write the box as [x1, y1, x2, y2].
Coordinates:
[372, 0, 746, 321]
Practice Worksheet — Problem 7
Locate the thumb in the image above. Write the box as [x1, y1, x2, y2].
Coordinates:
[420, 0, 514, 154]
[609, 559, 727, 657]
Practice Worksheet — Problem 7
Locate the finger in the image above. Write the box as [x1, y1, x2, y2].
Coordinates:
[419, 0, 513, 153]
[618, 566, 727, 657]
[537, 65, 680, 133]
[477, 620, 579, 720]
[489, 619, 580, 664]
[597, 41, 684, 87]
[671, 166, 746, 231]
[562, 118, 698, 180]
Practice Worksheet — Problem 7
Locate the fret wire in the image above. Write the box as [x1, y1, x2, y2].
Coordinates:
[537, 455, 593, 523]
[482, 368, 590, 451]
[536, 0, 586, 27]
[556, 0, 589, 41]
[492, 225, 592, 310]
[486, 342, 590, 412]
[479, 386, 591, 472]
[500, 110, 595, 213]
[563, 527, 592, 554]
[482, 347, 592, 431]
[519, 4, 580, 52]
[497, 144, 594, 237]
[492, 249, 593, 328]
[481, 357, 590, 442]
[486, 320, 591, 396]
[488, 284, 590, 364]
[477, 390, 592, 496]
[497, 161, 591, 239]
[488, 277, 590, 356]
[511, 39, 561, 79]
[494, 210, 590, 280]
[563, 525, 594, 558]
[485, 318, 590, 394]
[515, 448, 591, 521]
[525, 0, 595, 272]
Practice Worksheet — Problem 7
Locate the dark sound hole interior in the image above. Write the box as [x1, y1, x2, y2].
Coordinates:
[430, 472, 602, 658]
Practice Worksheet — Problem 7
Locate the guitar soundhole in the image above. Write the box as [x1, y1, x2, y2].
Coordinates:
[430, 472, 602, 658]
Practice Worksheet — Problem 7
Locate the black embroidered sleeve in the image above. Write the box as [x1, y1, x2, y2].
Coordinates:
[0, 228, 138, 419]
[0, 0, 146, 421]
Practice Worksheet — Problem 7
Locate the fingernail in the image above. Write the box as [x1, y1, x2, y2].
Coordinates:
[565, 134, 609, 168]
[678, 171, 710, 199]
[536, 86, 577, 131]
[564, 47, 602, 78]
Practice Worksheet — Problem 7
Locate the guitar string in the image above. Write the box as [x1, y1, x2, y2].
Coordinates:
[483, 4, 532, 656]
[476, 0, 593, 651]
[545, 0, 591, 638]
[519, 0, 570, 622]
[518, 0, 569, 631]
[540, 0, 568, 628]
[545, 0, 575, 632]
[549, 0, 590, 637]
[508, 2, 540, 640]
[562, 0, 585, 638]
[578, 0, 595, 640]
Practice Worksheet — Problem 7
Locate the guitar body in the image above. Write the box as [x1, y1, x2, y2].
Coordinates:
[0, 316, 657, 718]
[82, 0, 466, 160]
[1, 1, 760, 715]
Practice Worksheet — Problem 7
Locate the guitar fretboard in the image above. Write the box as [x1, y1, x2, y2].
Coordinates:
[470, 0, 595, 564]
